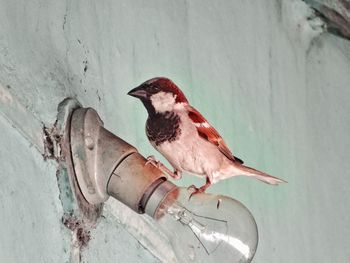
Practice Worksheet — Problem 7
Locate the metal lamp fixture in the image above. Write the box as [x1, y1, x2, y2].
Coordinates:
[65, 106, 258, 262]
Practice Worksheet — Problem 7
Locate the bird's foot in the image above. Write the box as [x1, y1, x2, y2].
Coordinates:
[146, 156, 181, 180]
[173, 170, 182, 180]
[145, 155, 158, 166]
[187, 178, 212, 199]
[187, 185, 207, 199]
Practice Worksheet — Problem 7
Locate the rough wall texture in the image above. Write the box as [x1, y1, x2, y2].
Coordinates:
[0, 113, 71, 263]
[0, 0, 350, 262]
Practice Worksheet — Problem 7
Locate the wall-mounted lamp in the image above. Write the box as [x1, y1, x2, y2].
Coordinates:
[64, 104, 258, 262]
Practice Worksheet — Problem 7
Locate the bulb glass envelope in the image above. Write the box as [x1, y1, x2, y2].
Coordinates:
[150, 188, 258, 263]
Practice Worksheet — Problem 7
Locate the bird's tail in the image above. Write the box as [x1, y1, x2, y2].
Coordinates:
[225, 163, 286, 185]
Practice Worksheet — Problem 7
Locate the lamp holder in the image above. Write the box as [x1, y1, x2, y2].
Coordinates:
[68, 107, 171, 213]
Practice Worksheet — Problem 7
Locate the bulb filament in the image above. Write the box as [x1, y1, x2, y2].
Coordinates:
[166, 204, 228, 255]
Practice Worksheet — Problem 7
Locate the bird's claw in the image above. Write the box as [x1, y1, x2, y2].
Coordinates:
[172, 170, 182, 180]
[146, 156, 181, 180]
[146, 155, 159, 167]
[187, 185, 206, 200]
[187, 184, 198, 191]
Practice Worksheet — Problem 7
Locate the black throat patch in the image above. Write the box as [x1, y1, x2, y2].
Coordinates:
[146, 111, 181, 146]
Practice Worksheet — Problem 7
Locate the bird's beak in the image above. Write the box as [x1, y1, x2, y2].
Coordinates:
[127, 86, 148, 99]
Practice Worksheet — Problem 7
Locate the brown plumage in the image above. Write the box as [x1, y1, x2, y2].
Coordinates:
[128, 77, 286, 195]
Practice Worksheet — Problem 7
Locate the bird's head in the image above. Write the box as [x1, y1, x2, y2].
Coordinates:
[128, 77, 188, 115]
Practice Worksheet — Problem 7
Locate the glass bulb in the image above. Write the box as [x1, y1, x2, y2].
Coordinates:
[146, 186, 258, 263]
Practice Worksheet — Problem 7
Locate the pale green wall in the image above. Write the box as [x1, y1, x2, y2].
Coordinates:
[0, 113, 71, 262]
[1, 0, 350, 262]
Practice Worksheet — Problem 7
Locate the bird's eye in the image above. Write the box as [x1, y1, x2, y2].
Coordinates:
[149, 86, 160, 93]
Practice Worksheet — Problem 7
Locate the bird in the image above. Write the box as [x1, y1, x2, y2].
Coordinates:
[128, 77, 286, 196]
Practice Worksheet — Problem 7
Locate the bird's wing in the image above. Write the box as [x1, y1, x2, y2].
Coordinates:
[186, 105, 243, 164]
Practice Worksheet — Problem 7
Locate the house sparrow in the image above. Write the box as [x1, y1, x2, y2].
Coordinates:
[128, 77, 285, 195]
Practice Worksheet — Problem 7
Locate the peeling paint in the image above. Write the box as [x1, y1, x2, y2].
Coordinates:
[42, 123, 62, 161]
[62, 216, 92, 248]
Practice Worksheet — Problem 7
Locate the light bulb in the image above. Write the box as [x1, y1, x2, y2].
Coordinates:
[144, 181, 258, 263]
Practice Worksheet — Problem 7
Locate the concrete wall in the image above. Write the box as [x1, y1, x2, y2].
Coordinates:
[1, 0, 350, 262]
